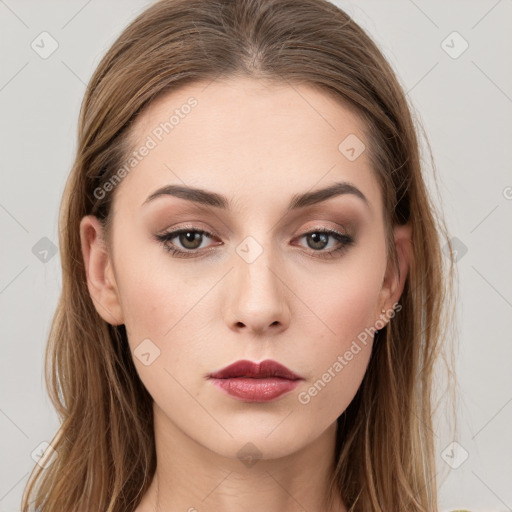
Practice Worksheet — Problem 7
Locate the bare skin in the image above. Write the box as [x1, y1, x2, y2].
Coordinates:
[80, 76, 411, 512]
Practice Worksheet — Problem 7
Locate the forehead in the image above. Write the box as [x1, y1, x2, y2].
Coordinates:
[115, 76, 382, 217]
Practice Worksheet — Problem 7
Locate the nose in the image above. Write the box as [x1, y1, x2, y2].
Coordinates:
[224, 241, 291, 335]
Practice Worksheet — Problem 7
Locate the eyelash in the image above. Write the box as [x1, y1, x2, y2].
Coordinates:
[154, 225, 354, 259]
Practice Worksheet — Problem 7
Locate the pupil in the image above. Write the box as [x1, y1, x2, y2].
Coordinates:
[309, 232, 328, 250]
[180, 231, 201, 249]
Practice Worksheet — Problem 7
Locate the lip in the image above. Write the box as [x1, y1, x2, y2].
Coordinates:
[208, 359, 304, 402]
[209, 359, 303, 380]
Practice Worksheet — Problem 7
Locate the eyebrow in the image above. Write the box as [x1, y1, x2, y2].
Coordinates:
[141, 181, 370, 211]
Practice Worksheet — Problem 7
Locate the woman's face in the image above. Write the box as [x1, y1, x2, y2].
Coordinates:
[81, 76, 410, 460]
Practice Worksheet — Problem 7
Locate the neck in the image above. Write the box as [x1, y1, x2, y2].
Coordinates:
[143, 403, 347, 512]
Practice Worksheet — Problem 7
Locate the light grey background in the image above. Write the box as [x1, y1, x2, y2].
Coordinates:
[1, 1, 511, 510]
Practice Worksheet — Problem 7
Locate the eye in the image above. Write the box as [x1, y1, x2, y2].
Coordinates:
[154, 226, 354, 259]
[154, 227, 219, 258]
[294, 228, 354, 258]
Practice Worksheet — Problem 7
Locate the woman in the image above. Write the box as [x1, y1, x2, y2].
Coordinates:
[21, 0, 456, 510]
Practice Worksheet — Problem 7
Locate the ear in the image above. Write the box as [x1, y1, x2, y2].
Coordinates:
[377, 222, 413, 320]
[79, 215, 124, 325]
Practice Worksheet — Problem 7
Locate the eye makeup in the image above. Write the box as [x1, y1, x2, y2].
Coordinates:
[153, 224, 355, 260]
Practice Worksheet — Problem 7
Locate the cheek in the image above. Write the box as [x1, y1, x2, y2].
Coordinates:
[113, 239, 222, 382]
[113, 232, 202, 340]
[297, 244, 386, 350]
[293, 246, 386, 414]
[115, 262, 209, 411]
[117, 269, 174, 339]
[321, 275, 382, 349]
[292, 293, 376, 424]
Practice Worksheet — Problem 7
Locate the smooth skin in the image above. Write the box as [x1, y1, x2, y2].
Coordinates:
[80, 76, 412, 512]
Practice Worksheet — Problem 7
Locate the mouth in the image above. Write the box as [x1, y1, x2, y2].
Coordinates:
[208, 359, 304, 402]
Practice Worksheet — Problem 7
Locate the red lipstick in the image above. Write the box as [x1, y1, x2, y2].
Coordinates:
[208, 359, 303, 402]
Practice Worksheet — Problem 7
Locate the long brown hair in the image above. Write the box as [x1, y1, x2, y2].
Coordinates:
[21, 0, 456, 510]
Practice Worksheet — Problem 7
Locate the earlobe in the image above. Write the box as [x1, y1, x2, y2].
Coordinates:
[79, 215, 124, 325]
[379, 222, 413, 317]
